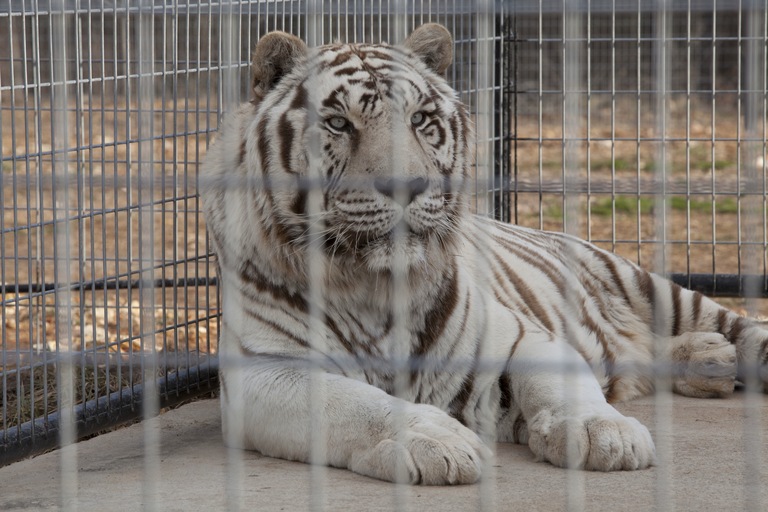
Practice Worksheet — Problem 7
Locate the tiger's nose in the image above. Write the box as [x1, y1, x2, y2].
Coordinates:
[374, 177, 429, 205]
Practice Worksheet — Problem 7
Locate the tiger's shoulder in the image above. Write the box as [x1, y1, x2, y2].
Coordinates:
[200, 103, 257, 185]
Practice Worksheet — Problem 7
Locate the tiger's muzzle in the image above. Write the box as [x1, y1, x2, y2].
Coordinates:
[373, 177, 430, 207]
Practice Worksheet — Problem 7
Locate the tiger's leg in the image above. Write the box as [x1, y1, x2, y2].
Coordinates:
[662, 332, 737, 398]
[219, 335, 491, 485]
[507, 321, 656, 471]
[634, 272, 768, 392]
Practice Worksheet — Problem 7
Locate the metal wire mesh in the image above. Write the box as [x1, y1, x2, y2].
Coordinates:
[0, 0, 507, 464]
[0, 0, 766, 510]
[509, 0, 767, 297]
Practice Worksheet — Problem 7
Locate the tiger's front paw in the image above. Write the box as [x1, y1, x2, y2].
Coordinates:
[349, 404, 491, 485]
[527, 409, 655, 471]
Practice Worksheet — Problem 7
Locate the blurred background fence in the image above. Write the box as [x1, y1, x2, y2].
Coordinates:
[0, 0, 766, 484]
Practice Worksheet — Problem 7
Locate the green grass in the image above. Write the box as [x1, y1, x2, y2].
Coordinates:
[689, 156, 733, 172]
[538, 156, 734, 174]
[590, 157, 634, 172]
[668, 196, 738, 214]
[642, 158, 735, 174]
[590, 196, 654, 216]
[544, 195, 740, 220]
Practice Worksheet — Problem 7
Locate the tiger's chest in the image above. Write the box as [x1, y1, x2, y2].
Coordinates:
[320, 281, 492, 410]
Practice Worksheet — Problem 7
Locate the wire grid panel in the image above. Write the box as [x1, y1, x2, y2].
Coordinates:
[0, 2, 227, 461]
[0, 0, 506, 468]
[0, 0, 766, 511]
[509, 0, 767, 297]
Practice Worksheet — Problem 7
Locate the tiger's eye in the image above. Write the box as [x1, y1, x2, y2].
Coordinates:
[327, 116, 349, 131]
[410, 111, 425, 126]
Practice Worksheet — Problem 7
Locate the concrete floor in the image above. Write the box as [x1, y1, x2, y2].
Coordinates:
[1, 393, 766, 511]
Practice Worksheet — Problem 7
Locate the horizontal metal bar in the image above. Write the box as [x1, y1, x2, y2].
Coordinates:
[512, 178, 764, 196]
[0, 0, 755, 17]
[669, 273, 768, 298]
[0, 277, 217, 297]
[2, 274, 767, 301]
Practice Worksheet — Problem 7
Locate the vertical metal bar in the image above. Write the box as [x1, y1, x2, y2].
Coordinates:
[609, 0, 617, 253]
[737, 0, 744, 284]
[563, 2, 584, 233]
[494, 12, 510, 224]
[74, 3, 87, 436]
[653, 2, 673, 511]
[585, 0, 593, 243]
[137, 3, 159, 510]
[511, 7, 520, 226]
[389, 2, 414, 507]
[111, 0, 123, 414]
[2, 0, 14, 447]
[475, 1, 500, 511]
[50, 1, 77, 509]
[304, 3, 329, 510]
[1, 4, 7, 444]
[98, 0, 110, 414]
[158, 0, 169, 414]
[190, 0, 202, 384]
[763, 0, 768, 299]
[125, 0, 135, 405]
[562, 0, 586, 509]
[537, 0, 544, 228]
[635, 1, 643, 265]
[710, 0, 718, 283]
[763, 0, 768, 293]
[475, 0, 494, 219]
[163, 0, 171, 377]
[30, 0, 43, 369]
[84, 0, 99, 417]
[4, 0, 16, 445]
[684, 0, 692, 287]
[9, 4, 25, 445]
[353, 0, 359, 40]
[476, 7, 500, 510]
[220, 4, 239, 120]
[742, 1, 765, 510]
[220, 2, 245, 510]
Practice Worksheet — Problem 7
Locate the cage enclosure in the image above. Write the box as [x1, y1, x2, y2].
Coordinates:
[0, 0, 766, 509]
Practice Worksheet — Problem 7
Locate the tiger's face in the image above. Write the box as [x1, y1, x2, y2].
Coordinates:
[248, 25, 471, 272]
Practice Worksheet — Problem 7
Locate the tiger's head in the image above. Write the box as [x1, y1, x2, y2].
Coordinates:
[244, 24, 471, 274]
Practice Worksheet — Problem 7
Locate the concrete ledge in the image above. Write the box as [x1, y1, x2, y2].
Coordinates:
[1, 394, 766, 511]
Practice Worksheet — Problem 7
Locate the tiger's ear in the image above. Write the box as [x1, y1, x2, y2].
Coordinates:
[252, 31, 308, 102]
[403, 23, 453, 75]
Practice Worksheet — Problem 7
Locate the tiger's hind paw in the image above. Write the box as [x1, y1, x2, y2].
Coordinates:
[527, 409, 656, 471]
[668, 332, 737, 398]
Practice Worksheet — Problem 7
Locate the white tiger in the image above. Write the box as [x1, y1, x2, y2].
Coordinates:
[200, 23, 768, 484]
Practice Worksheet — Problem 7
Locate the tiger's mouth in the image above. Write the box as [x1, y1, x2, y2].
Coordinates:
[318, 184, 455, 262]
[326, 219, 427, 253]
